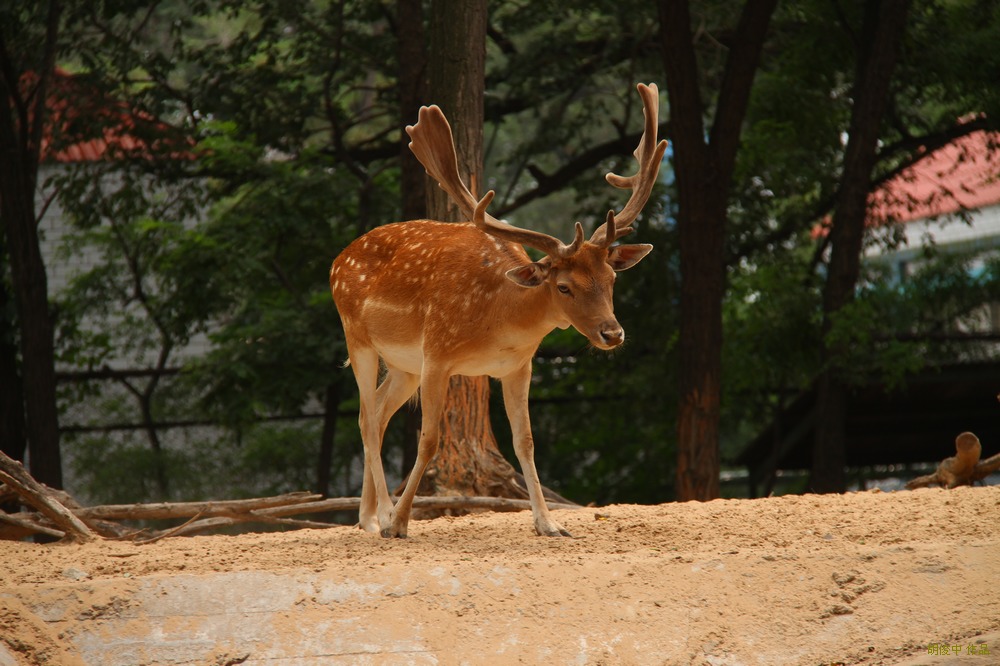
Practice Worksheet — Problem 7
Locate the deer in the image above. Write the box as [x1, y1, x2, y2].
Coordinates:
[330, 83, 666, 538]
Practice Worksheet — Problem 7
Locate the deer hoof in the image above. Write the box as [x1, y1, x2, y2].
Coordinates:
[536, 522, 573, 538]
[358, 519, 380, 534]
[380, 519, 409, 538]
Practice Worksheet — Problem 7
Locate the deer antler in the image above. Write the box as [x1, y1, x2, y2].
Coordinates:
[406, 105, 479, 218]
[406, 106, 583, 259]
[590, 83, 668, 246]
[471, 191, 586, 259]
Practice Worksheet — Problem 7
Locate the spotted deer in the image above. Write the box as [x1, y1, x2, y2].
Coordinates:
[330, 83, 666, 538]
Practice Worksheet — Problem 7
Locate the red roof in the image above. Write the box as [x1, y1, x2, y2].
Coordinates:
[868, 129, 1000, 225]
[34, 69, 189, 164]
[44, 121, 150, 163]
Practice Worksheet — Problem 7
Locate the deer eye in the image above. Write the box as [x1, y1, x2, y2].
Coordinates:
[557, 284, 572, 295]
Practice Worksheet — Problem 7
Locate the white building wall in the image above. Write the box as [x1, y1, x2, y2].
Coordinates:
[865, 203, 1000, 274]
[864, 202, 1000, 335]
[36, 165, 213, 371]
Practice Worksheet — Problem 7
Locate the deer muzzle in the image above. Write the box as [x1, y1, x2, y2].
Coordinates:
[597, 321, 625, 349]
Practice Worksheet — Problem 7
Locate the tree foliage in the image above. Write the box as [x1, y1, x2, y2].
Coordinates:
[2, 0, 998, 506]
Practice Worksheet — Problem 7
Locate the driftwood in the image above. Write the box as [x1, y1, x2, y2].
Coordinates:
[1, 450, 579, 542]
[906, 432, 1000, 489]
[110, 495, 579, 541]
[0, 510, 66, 540]
[0, 451, 96, 541]
[76, 492, 324, 521]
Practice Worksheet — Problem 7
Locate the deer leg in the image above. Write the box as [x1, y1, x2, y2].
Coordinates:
[357, 367, 420, 534]
[376, 367, 420, 441]
[502, 362, 572, 537]
[385, 367, 448, 538]
[347, 347, 395, 534]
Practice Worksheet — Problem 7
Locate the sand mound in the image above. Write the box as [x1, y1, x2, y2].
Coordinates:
[2, 486, 998, 665]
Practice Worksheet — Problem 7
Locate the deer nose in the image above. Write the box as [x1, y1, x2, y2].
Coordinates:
[599, 324, 625, 348]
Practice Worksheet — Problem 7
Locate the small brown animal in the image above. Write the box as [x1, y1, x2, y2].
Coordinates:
[906, 432, 1000, 489]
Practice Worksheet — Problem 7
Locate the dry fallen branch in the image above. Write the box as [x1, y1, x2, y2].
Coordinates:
[261, 495, 579, 517]
[76, 492, 323, 522]
[127, 495, 581, 540]
[134, 512, 208, 544]
[906, 432, 1000, 489]
[1, 455, 580, 542]
[136, 512, 337, 541]
[0, 451, 96, 542]
[0, 509, 67, 540]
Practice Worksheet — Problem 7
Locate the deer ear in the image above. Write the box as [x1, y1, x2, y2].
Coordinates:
[505, 262, 550, 287]
[607, 243, 653, 271]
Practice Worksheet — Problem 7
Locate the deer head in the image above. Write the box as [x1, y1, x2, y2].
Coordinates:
[405, 82, 666, 349]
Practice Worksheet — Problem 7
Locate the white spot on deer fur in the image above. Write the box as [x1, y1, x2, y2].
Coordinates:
[359, 274, 367, 282]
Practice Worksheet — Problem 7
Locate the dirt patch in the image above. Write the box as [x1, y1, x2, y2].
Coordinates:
[1, 486, 998, 665]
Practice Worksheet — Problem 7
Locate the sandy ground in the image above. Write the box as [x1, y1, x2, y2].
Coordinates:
[1, 485, 998, 665]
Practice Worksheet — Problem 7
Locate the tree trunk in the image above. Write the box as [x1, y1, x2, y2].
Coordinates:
[0, 253, 27, 464]
[660, 0, 777, 501]
[395, 0, 427, 475]
[397, 0, 427, 223]
[423, 0, 486, 223]
[315, 382, 341, 497]
[423, 376, 522, 498]
[811, 0, 911, 493]
[0, 252, 27, 517]
[0, 174, 63, 490]
[409, 0, 523, 506]
[0, 4, 64, 488]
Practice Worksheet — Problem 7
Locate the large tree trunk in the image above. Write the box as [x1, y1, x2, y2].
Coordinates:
[423, 0, 486, 223]
[426, 376, 524, 498]
[397, 0, 428, 223]
[395, 0, 427, 475]
[0, 3, 64, 488]
[811, 0, 911, 493]
[315, 383, 341, 497]
[406, 0, 525, 506]
[0, 123, 63, 491]
[659, 0, 776, 501]
[0, 255, 27, 465]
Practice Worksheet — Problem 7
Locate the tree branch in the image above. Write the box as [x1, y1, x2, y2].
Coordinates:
[2, 485, 581, 542]
[0, 450, 96, 541]
[492, 123, 668, 219]
[710, 0, 779, 171]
